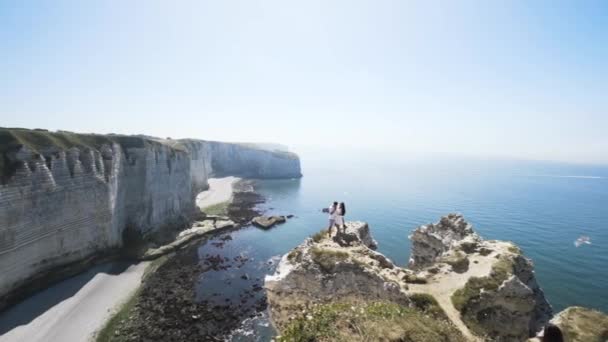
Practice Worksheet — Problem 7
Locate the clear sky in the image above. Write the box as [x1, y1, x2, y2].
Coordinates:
[1, 1, 606, 164]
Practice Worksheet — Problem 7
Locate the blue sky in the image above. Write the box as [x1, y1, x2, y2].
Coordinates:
[1, 1, 606, 163]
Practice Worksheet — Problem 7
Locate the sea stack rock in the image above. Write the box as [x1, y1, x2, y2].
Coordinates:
[265, 222, 408, 330]
[408, 213, 481, 269]
[408, 214, 553, 341]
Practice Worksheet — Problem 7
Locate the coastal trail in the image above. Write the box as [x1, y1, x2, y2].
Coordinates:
[407, 242, 512, 342]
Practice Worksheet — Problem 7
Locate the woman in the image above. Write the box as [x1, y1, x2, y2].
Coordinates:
[327, 201, 338, 234]
[336, 202, 346, 232]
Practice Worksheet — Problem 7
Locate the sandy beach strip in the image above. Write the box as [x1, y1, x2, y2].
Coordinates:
[196, 176, 240, 209]
[0, 261, 149, 342]
[0, 177, 241, 342]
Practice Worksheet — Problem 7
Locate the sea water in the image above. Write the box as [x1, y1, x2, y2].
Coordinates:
[207, 153, 608, 340]
[253, 154, 608, 311]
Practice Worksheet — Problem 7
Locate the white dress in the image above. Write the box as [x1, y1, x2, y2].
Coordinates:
[335, 208, 344, 226]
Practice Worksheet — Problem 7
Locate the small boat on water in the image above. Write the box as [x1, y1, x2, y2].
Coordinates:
[574, 235, 592, 247]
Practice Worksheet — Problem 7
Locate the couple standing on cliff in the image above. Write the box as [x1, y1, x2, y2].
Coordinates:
[327, 201, 346, 235]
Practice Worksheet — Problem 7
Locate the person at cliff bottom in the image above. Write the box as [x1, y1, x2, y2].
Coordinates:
[327, 201, 338, 234]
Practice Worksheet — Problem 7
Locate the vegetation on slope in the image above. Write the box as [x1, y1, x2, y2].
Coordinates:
[554, 307, 608, 342]
[450, 256, 514, 335]
[278, 301, 465, 342]
[310, 247, 349, 272]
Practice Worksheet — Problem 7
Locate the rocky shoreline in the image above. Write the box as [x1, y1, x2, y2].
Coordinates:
[101, 180, 273, 341]
[265, 214, 608, 342]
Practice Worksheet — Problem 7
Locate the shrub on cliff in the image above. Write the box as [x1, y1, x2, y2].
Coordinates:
[310, 247, 349, 272]
[278, 301, 465, 342]
[451, 256, 514, 336]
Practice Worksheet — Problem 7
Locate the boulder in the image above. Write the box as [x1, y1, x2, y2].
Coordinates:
[408, 213, 481, 269]
[251, 215, 287, 229]
[141, 219, 235, 260]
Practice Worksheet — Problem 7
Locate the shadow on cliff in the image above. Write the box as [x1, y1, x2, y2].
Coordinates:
[0, 261, 134, 335]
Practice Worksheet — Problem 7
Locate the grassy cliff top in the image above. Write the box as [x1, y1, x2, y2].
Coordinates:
[278, 300, 465, 342]
[0, 127, 185, 182]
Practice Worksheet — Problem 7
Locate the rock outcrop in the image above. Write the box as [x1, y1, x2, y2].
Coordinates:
[265, 222, 411, 331]
[408, 213, 481, 269]
[0, 127, 301, 310]
[266, 214, 583, 342]
[251, 215, 287, 229]
[540, 306, 608, 342]
[409, 214, 553, 341]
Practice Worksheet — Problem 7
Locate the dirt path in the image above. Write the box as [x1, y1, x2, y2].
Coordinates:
[408, 243, 511, 341]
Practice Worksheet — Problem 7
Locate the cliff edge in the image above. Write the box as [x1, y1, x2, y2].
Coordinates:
[265, 214, 605, 341]
[0, 127, 301, 311]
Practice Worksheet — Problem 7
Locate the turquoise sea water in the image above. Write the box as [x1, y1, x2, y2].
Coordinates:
[248, 153, 608, 316]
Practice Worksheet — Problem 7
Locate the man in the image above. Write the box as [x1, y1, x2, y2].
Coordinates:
[327, 201, 338, 234]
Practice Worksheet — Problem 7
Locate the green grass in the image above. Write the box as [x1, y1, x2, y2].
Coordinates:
[96, 257, 169, 342]
[0, 127, 186, 183]
[287, 249, 303, 263]
[443, 252, 470, 273]
[451, 257, 513, 312]
[409, 293, 448, 320]
[403, 273, 428, 284]
[310, 247, 349, 272]
[200, 201, 229, 216]
[278, 301, 465, 342]
[311, 228, 329, 243]
[556, 307, 608, 342]
[450, 256, 515, 336]
[507, 245, 522, 254]
[95, 287, 141, 342]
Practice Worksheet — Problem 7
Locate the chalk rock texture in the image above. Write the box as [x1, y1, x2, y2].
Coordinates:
[265, 221, 409, 330]
[251, 215, 287, 229]
[408, 213, 481, 269]
[409, 214, 553, 341]
[0, 128, 301, 309]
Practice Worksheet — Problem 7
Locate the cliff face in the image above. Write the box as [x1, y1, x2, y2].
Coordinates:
[207, 141, 302, 179]
[266, 215, 571, 341]
[265, 222, 468, 341]
[409, 214, 553, 341]
[0, 128, 301, 309]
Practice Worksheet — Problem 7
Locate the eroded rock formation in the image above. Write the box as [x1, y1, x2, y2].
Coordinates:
[0, 127, 301, 310]
[264, 214, 598, 342]
[265, 222, 410, 331]
[409, 214, 553, 341]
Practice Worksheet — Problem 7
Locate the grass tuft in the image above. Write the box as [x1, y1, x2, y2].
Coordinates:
[201, 201, 229, 216]
[278, 301, 465, 342]
[450, 256, 514, 336]
[310, 247, 349, 272]
[311, 228, 329, 243]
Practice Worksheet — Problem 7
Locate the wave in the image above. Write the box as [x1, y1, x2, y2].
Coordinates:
[532, 175, 604, 179]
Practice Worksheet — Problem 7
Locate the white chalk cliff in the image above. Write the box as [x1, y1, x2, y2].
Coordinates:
[0, 128, 301, 309]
